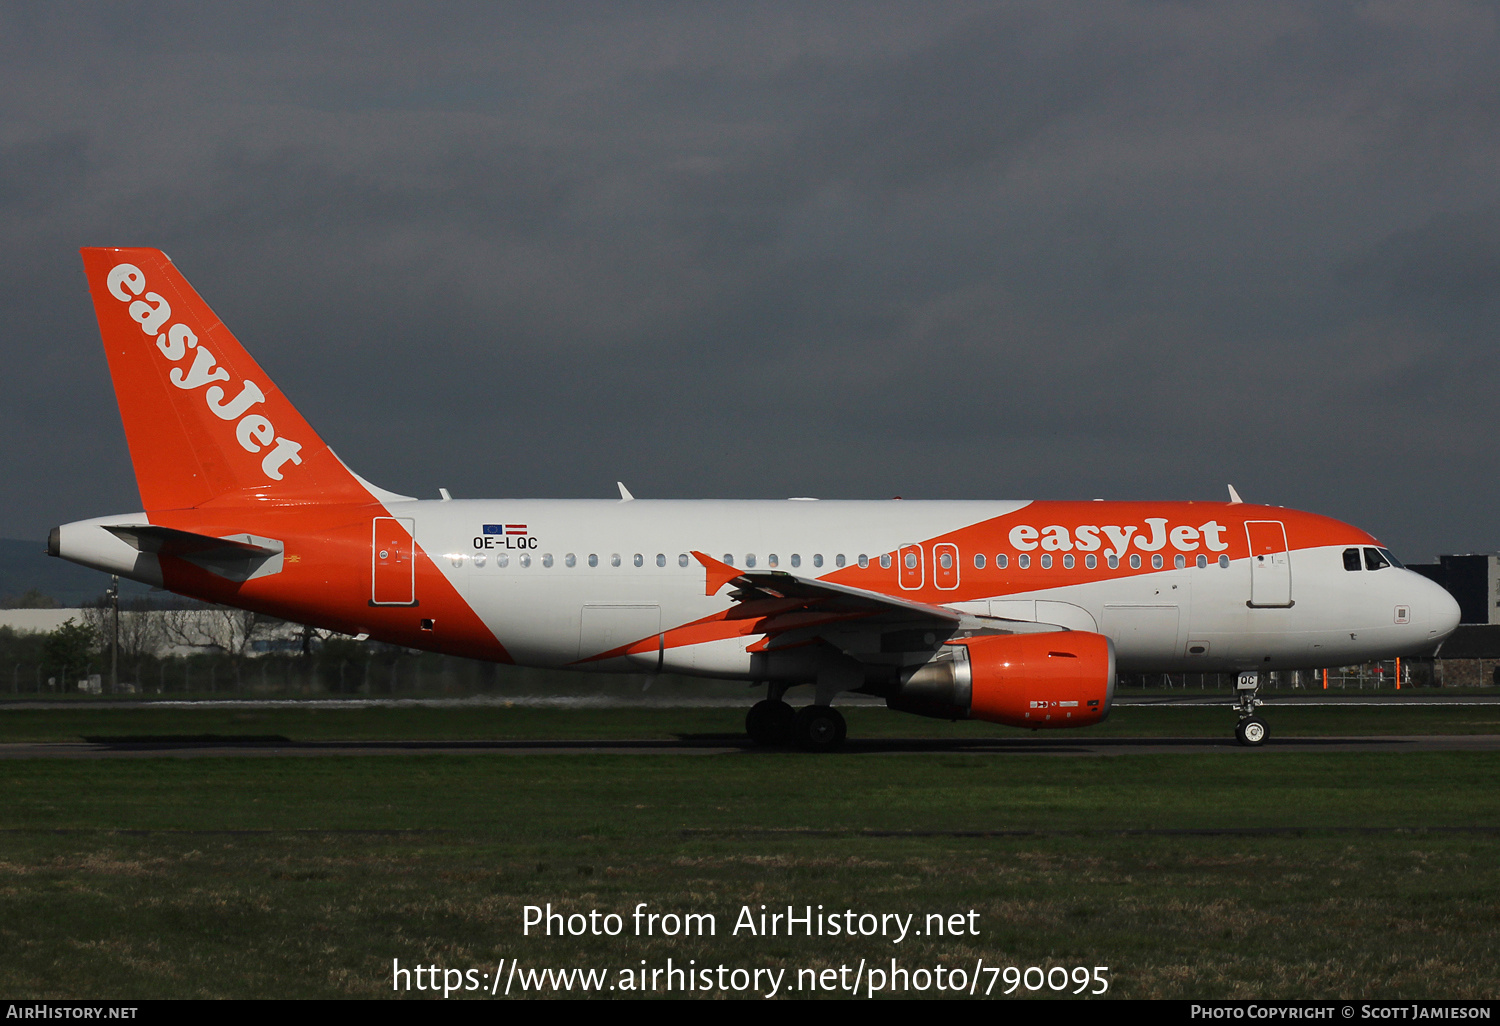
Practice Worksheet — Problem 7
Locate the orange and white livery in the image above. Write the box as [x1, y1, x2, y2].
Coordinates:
[53, 248, 1461, 748]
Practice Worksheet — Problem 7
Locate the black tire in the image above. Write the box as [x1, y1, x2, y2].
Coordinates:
[1236, 717, 1267, 747]
[793, 705, 847, 752]
[746, 700, 795, 746]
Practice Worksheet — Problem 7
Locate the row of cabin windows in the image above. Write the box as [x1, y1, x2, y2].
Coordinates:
[458, 552, 875, 569]
[455, 550, 1234, 571]
[977, 552, 1232, 571]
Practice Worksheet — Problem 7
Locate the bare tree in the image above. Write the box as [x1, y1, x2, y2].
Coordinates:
[159, 606, 266, 656]
[80, 600, 166, 661]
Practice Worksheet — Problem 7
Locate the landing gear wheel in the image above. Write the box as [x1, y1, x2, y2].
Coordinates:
[746, 700, 795, 746]
[1235, 717, 1268, 747]
[793, 705, 847, 752]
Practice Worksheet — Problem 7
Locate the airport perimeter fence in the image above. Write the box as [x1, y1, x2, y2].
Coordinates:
[0, 628, 740, 701]
[1122, 659, 1500, 690]
[4, 625, 1496, 700]
[4, 654, 1495, 701]
[0, 632, 615, 699]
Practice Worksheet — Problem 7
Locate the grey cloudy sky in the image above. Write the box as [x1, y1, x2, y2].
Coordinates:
[2, 2, 1498, 560]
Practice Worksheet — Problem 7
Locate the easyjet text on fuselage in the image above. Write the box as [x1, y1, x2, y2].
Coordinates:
[1007, 518, 1230, 559]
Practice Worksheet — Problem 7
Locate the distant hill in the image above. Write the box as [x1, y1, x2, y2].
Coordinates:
[0, 538, 155, 607]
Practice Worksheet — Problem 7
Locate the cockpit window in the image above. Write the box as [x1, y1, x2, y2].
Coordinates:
[1378, 547, 1404, 569]
[1364, 547, 1390, 571]
[1343, 548, 1362, 571]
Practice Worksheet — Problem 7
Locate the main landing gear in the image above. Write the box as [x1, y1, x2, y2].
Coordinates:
[1234, 672, 1268, 747]
[746, 695, 847, 752]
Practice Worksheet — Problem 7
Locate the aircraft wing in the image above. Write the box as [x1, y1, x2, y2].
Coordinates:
[689, 551, 1068, 637]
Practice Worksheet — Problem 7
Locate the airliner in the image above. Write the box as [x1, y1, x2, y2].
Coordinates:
[50, 248, 1461, 749]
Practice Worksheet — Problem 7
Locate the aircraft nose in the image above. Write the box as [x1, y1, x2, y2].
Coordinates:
[1421, 573, 1462, 642]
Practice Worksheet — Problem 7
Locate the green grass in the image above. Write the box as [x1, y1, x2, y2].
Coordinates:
[1, 751, 1499, 999]
[0, 702, 1498, 742]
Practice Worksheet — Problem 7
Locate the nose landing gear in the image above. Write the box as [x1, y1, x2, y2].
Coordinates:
[1234, 672, 1268, 746]
[1235, 716, 1267, 746]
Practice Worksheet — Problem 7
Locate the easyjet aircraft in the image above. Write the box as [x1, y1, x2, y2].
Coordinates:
[51, 248, 1461, 748]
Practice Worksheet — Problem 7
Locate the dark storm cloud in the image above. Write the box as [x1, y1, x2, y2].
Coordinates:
[2, 1, 1499, 559]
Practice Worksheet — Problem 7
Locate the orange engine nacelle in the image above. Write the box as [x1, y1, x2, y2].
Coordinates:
[887, 632, 1116, 728]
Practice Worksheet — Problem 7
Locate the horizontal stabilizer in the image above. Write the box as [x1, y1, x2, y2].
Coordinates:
[104, 524, 284, 583]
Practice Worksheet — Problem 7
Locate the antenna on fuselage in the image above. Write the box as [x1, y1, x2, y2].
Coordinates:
[617, 481, 634, 502]
[1227, 484, 1244, 504]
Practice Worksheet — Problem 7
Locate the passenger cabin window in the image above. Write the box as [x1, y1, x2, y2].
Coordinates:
[1196, 554, 1207, 569]
[938, 552, 952, 570]
[1040, 554, 1053, 569]
[1129, 554, 1141, 569]
[1018, 554, 1030, 569]
[1151, 554, 1163, 569]
[497, 554, 509, 568]
[473, 554, 487, 568]
[1364, 547, 1390, 571]
[746, 554, 757, 568]
[588, 554, 598, 567]
[678, 553, 689, 567]
[836, 555, 846, 567]
[656, 553, 666, 567]
[791, 554, 801, 567]
[995, 554, 1008, 569]
[1107, 555, 1119, 569]
[1218, 555, 1230, 568]
[542, 553, 554, 568]
[879, 554, 892, 569]
[857, 555, 868, 568]
[723, 554, 734, 565]
[1174, 554, 1185, 569]
[520, 554, 532, 568]
[633, 554, 643, 567]
[905, 552, 919, 569]
[611, 554, 621, 567]
[1063, 554, 1074, 569]
[565, 553, 576, 568]
[813, 554, 824, 568]
[1343, 548, 1362, 571]
[1085, 554, 1097, 569]
[768, 554, 779, 568]
[974, 554, 986, 569]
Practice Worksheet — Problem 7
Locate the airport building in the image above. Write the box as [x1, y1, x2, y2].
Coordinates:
[0, 607, 308, 657]
[1406, 553, 1500, 625]
[1427, 624, 1500, 687]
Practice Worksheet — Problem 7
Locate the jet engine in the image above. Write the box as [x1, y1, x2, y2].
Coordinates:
[886, 631, 1115, 728]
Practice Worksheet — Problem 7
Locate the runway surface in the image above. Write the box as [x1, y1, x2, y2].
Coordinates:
[4, 693, 1499, 711]
[2, 734, 1499, 758]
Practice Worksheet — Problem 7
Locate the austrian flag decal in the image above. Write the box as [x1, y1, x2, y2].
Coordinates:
[476, 524, 537, 550]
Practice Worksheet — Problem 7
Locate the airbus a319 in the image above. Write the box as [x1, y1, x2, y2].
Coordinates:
[51, 248, 1461, 749]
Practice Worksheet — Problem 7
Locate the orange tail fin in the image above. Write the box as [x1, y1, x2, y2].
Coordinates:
[80, 248, 376, 511]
